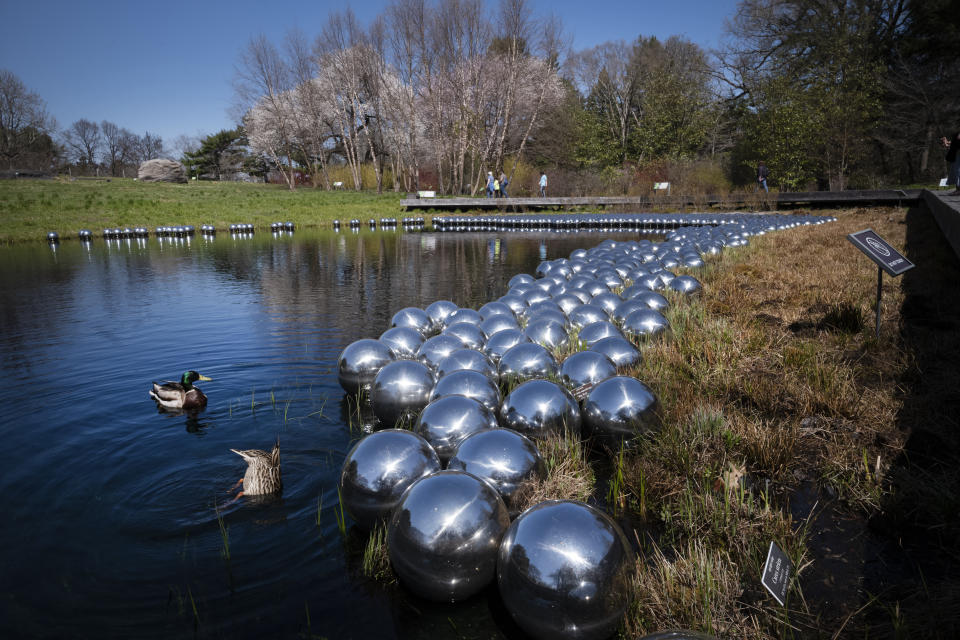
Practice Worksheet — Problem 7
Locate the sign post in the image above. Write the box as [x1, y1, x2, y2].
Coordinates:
[847, 229, 915, 338]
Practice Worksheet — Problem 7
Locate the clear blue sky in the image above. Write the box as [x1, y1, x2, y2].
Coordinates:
[1, 0, 740, 151]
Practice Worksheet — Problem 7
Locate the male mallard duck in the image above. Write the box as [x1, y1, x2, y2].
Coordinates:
[231, 441, 282, 497]
[149, 370, 212, 410]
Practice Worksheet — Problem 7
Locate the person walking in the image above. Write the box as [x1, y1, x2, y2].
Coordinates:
[756, 161, 769, 193]
[499, 171, 509, 198]
[538, 171, 547, 197]
[486, 171, 495, 198]
[942, 132, 960, 195]
[493, 175, 501, 198]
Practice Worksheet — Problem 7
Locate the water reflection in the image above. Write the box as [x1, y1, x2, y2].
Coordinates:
[0, 227, 657, 639]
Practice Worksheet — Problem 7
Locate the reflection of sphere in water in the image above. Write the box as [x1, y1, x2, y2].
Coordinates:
[414, 395, 498, 463]
[388, 470, 510, 602]
[497, 500, 634, 640]
[582, 376, 659, 449]
[447, 428, 545, 512]
[370, 360, 436, 428]
[379, 327, 424, 360]
[337, 339, 395, 395]
[560, 351, 618, 390]
[338, 429, 441, 530]
[500, 379, 581, 439]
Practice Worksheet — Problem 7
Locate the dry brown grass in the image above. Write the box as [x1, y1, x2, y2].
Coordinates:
[512, 430, 595, 513]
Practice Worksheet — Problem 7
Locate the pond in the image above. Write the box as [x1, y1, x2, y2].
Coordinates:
[0, 227, 657, 639]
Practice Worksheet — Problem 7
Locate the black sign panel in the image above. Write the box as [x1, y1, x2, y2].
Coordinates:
[761, 541, 794, 606]
[847, 229, 915, 276]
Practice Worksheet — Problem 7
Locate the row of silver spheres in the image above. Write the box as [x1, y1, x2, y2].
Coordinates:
[335, 216, 834, 639]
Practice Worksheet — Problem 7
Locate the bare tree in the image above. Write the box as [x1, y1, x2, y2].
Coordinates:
[0, 69, 57, 171]
[63, 119, 102, 171]
[101, 121, 123, 176]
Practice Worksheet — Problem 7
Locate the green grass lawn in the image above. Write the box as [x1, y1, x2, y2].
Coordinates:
[0, 178, 409, 243]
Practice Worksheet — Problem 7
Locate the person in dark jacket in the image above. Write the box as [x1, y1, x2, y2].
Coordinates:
[942, 132, 960, 195]
[756, 161, 769, 193]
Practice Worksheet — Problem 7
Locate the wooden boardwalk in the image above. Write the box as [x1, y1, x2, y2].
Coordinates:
[400, 189, 923, 211]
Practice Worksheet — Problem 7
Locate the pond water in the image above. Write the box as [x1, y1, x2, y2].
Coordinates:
[0, 228, 655, 639]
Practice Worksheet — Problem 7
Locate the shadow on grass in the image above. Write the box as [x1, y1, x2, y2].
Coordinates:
[862, 204, 960, 636]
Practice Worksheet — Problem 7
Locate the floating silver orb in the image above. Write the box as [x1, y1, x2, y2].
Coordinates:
[500, 379, 581, 438]
[590, 292, 623, 317]
[560, 351, 618, 390]
[484, 329, 531, 364]
[430, 369, 502, 413]
[338, 429, 441, 530]
[437, 348, 497, 382]
[498, 343, 559, 385]
[414, 395, 498, 463]
[481, 314, 519, 339]
[508, 273, 536, 288]
[670, 275, 703, 295]
[578, 320, 623, 347]
[388, 470, 510, 602]
[498, 294, 528, 316]
[426, 300, 459, 331]
[582, 376, 659, 448]
[524, 318, 570, 351]
[447, 429, 545, 513]
[622, 308, 670, 341]
[442, 321, 486, 351]
[612, 299, 649, 325]
[553, 293, 584, 316]
[588, 336, 642, 369]
[622, 283, 652, 298]
[337, 339, 396, 395]
[497, 500, 634, 640]
[391, 307, 433, 337]
[379, 327, 425, 359]
[370, 360, 436, 428]
[418, 334, 465, 370]
[523, 308, 569, 330]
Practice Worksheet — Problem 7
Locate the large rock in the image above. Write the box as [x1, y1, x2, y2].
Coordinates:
[138, 158, 186, 183]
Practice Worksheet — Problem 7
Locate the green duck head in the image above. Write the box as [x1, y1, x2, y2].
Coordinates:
[181, 370, 213, 389]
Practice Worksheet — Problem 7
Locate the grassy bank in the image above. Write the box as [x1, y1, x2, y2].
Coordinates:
[0, 178, 407, 243]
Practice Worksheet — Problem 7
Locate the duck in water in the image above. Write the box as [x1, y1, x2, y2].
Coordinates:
[230, 441, 282, 497]
[149, 371, 212, 411]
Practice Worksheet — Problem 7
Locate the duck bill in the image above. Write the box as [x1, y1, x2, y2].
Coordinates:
[198, 374, 213, 381]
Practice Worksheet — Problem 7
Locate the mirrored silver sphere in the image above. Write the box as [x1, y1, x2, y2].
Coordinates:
[612, 299, 649, 325]
[437, 348, 497, 382]
[370, 360, 436, 428]
[578, 320, 623, 347]
[430, 369, 502, 413]
[379, 327, 425, 359]
[442, 321, 486, 351]
[633, 290, 670, 311]
[498, 343, 559, 385]
[524, 318, 571, 351]
[590, 292, 623, 317]
[497, 500, 634, 640]
[337, 339, 396, 395]
[500, 379, 581, 439]
[446, 308, 483, 327]
[508, 273, 536, 288]
[418, 334, 466, 370]
[583, 376, 659, 448]
[338, 429, 441, 530]
[560, 351, 618, 390]
[481, 313, 519, 339]
[498, 293, 528, 316]
[479, 301, 515, 320]
[447, 429, 545, 513]
[622, 308, 670, 341]
[388, 470, 510, 602]
[588, 336, 642, 369]
[484, 328, 531, 364]
[568, 304, 609, 329]
[415, 395, 498, 463]
[670, 274, 703, 295]
[391, 307, 433, 337]
[426, 300, 459, 332]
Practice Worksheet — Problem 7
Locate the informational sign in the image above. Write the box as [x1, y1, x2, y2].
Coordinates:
[847, 229, 915, 276]
[761, 541, 794, 606]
